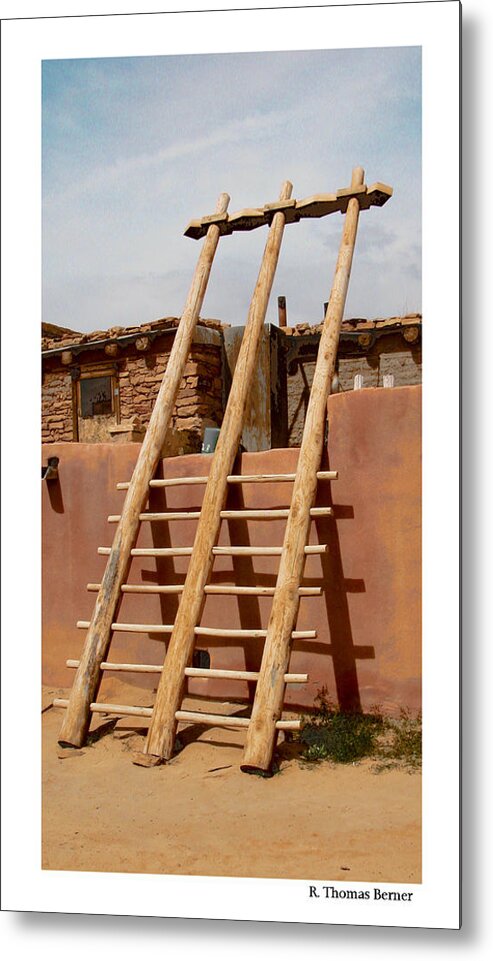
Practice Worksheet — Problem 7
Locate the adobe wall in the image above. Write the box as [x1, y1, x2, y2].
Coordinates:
[42, 385, 421, 716]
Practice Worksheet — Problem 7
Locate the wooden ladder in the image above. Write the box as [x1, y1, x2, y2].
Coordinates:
[57, 169, 392, 772]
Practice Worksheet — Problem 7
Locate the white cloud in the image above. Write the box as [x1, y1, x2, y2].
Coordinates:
[43, 46, 421, 331]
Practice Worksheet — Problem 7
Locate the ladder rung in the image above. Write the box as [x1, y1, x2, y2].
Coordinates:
[97, 544, 328, 557]
[116, 470, 338, 490]
[66, 659, 308, 683]
[54, 698, 152, 718]
[76, 621, 316, 639]
[175, 710, 301, 731]
[108, 507, 334, 523]
[87, 582, 322, 597]
[184, 668, 308, 684]
[55, 699, 302, 730]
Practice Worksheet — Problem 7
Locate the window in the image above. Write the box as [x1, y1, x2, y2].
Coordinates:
[79, 375, 113, 418]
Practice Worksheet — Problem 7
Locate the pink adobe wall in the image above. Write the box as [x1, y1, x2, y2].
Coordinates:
[42, 385, 421, 715]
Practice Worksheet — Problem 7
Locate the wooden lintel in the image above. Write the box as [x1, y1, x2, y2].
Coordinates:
[294, 193, 339, 218]
[227, 208, 267, 232]
[201, 211, 229, 225]
[336, 184, 368, 200]
[184, 180, 392, 239]
[358, 182, 393, 210]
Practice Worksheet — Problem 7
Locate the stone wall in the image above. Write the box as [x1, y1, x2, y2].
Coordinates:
[118, 340, 223, 451]
[41, 323, 224, 454]
[338, 336, 422, 391]
[41, 370, 73, 443]
[284, 327, 422, 447]
[42, 314, 422, 453]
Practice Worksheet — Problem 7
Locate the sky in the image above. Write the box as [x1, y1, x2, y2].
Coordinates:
[42, 46, 421, 333]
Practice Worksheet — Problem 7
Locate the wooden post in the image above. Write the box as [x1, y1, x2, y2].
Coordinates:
[241, 167, 365, 773]
[58, 192, 230, 748]
[277, 295, 287, 327]
[144, 181, 293, 761]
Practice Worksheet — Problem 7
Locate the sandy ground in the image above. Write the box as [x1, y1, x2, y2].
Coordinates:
[42, 681, 421, 883]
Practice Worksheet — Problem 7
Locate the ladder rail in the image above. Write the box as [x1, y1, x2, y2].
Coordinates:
[58, 192, 230, 749]
[242, 167, 366, 774]
[143, 181, 294, 762]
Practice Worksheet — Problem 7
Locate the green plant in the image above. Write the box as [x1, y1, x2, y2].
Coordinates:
[298, 688, 421, 771]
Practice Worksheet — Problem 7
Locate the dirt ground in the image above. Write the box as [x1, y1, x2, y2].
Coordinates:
[42, 680, 421, 883]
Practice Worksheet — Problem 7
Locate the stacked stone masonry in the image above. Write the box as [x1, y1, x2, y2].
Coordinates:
[42, 313, 421, 452]
[41, 371, 73, 444]
[41, 318, 225, 454]
[118, 344, 223, 435]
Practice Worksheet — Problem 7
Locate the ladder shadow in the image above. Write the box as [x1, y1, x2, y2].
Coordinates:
[174, 702, 252, 751]
[144, 474, 198, 639]
[310, 460, 373, 714]
[223, 476, 264, 703]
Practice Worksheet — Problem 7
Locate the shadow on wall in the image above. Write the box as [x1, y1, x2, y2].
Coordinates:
[313, 468, 374, 714]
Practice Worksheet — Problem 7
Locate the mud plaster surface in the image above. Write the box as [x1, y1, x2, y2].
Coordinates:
[42, 681, 421, 883]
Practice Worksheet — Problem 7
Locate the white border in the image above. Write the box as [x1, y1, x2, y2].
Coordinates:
[1, 1, 460, 930]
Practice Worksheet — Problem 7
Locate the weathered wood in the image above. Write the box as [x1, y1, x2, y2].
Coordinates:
[97, 544, 328, 557]
[67, 659, 163, 674]
[55, 699, 153, 719]
[76, 620, 316, 640]
[241, 167, 375, 774]
[183, 182, 392, 239]
[144, 182, 293, 761]
[175, 710, 301, 731]
[66, 659, 308, 682]
[116, 469, 338, 489]
[58, 192, 230, 748]
[87, 583, 321, 596]
[108, 506, 333, 522]
[213, 545, 327, 556]
[277, 295, 287, 328]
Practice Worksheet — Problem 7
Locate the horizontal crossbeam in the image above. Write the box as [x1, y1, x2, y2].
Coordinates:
[185, 182, 392, 239]
[86, 582, 322, 596]
[107, 507, 333, 523]
[115, 470, 338, 490]
[97, 544, 328, 557]
[54, 699, 302, 731]
[76, 621, 317, 640]
[66, 659, 308, 683]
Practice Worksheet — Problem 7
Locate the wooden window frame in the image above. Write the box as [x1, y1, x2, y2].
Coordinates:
[72, 365, 121, 441]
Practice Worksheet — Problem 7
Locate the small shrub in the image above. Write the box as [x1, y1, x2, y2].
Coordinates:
[299, 688, 383, 765]
[298, 688, 421, 771]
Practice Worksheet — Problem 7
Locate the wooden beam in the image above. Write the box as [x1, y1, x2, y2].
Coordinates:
[144, 182, 294, 761]
[97, 544, 328, 557]
[55, 699, 301, 731]
[76, 620, 316, 640]
[184, 182, 392, 239]
[66, 660, 308, 683]
[108, 507, 333, 522]
[115, 469, 338, 489]
[57, 192, 230, 749]
[241, 166, 372, 774]
[175, 710, 301, 731]
[55, 698, 153, 718]
[87, 583, 322, 596]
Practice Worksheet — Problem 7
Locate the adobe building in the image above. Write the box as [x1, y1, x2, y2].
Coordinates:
[42, 311, 421, 453]
[42, 311, 422, 717]
[41, 317, 226, 455]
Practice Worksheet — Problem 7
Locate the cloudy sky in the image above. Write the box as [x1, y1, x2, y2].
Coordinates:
[42, 45, 421, 333]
